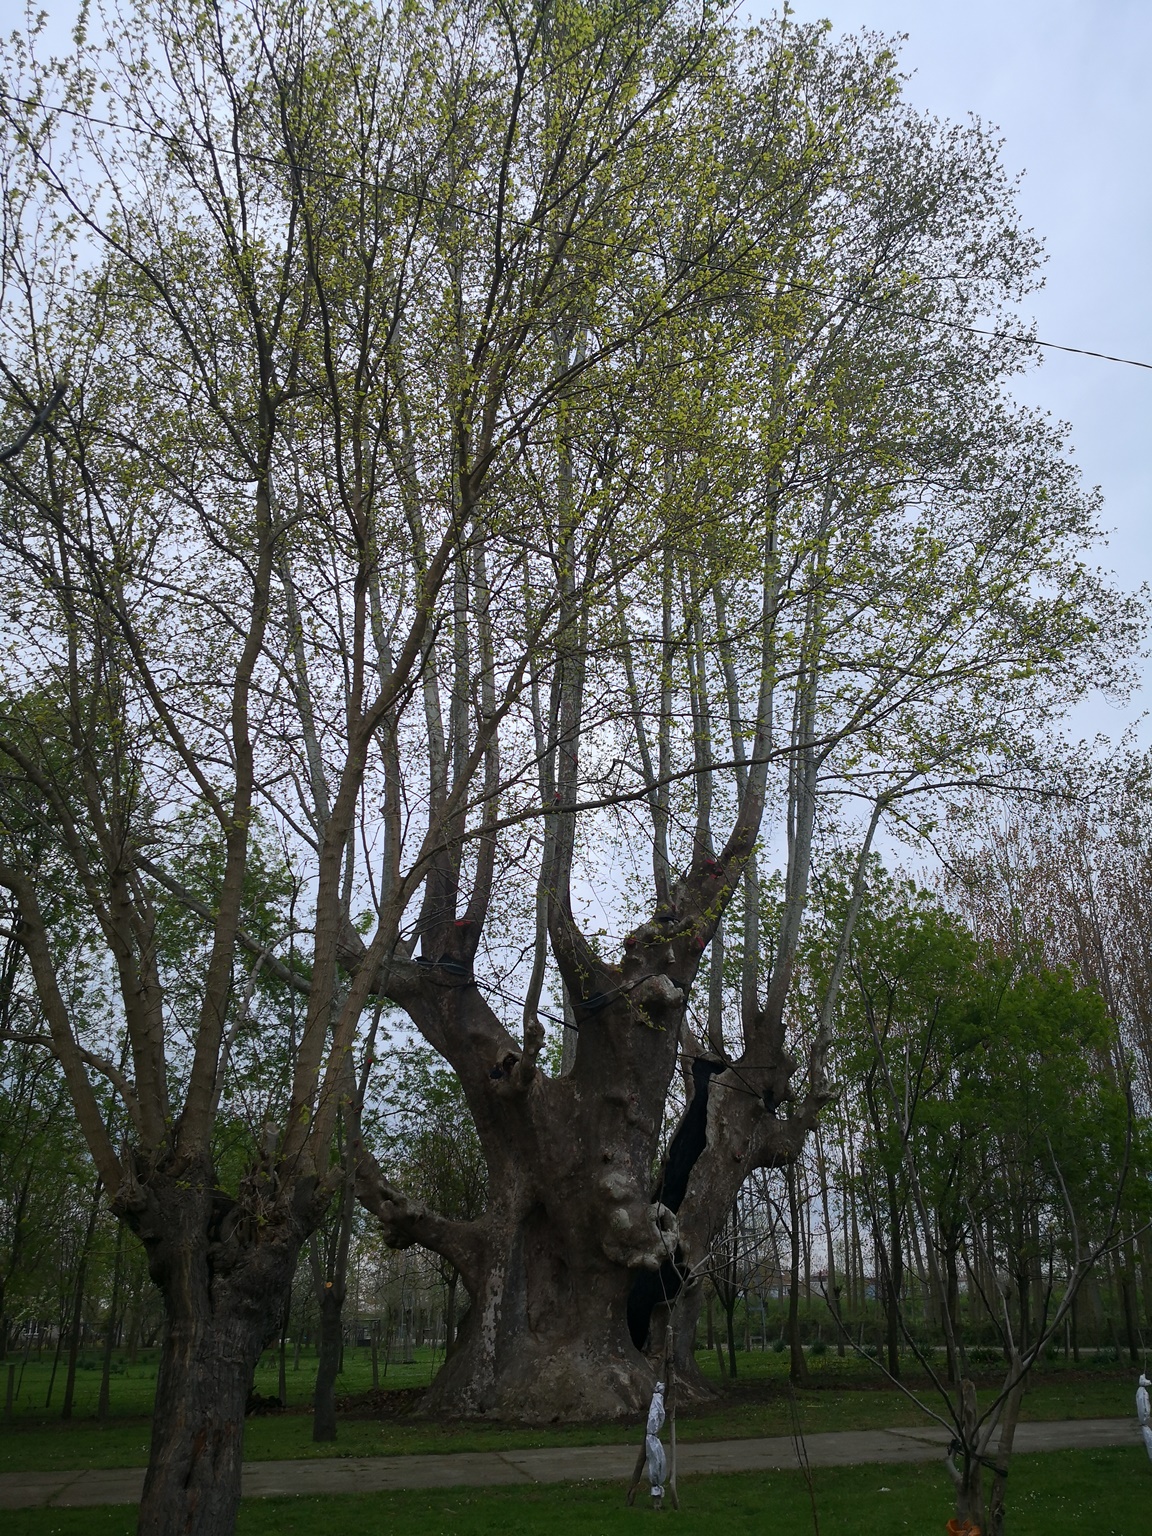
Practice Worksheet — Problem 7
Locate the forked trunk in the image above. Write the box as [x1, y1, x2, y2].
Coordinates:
[986, 1354, 1025, 1536]
[366, 976, 689, 1423]
[367, 888, 823, 1426]
[951, 1378, 987, 1535]
[124, 1160, 314, 1536]
[953, 1466, 986, 1535]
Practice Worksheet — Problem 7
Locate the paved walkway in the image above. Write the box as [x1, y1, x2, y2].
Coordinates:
[0, 1418, 1140, 1511]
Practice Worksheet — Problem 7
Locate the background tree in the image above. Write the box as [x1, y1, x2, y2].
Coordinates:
[0, 1034, 90, 1360]
[377, 1043, 488, 1357]
[814, 864, 1143, 1536]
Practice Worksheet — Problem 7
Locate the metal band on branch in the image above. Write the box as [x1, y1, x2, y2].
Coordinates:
[0, 385, 65, 463]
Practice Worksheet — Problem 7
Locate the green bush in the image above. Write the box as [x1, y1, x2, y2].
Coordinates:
[965, 1345, 1004, 1366]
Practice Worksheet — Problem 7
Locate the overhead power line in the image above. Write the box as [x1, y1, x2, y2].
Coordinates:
[964, 328, 1152, 374]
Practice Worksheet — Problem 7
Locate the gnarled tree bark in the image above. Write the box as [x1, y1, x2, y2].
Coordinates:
[120, 1161, 322, 1536]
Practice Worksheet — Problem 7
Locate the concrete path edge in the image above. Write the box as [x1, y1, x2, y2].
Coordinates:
[0, 1418, 1141, 1511]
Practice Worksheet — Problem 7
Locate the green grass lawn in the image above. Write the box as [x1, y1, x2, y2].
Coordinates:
[2, 1344, 446, 1419]
[0, 1344, 1137, 1475]
[4, 1449, 1149, 1536]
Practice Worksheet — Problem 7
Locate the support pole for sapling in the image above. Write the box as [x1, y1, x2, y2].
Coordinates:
[666, 1334, 679, 1510]
[626, 1326, 679, 1510]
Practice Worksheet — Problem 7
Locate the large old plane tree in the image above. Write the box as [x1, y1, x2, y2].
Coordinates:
[0, 1, 1138, 1533]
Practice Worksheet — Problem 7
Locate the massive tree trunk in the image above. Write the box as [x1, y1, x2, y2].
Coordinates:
[353, 402, 842, 1418]
[361, 975, 682, 1420]
[360, 909, 822, 1419]
[427, 1207, 650, 1420]
[122, 1161, 316, 1536]
[141, 1302, 266, 1536]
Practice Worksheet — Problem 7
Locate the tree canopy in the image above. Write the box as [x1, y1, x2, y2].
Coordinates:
[0, 3, 1143, 1533]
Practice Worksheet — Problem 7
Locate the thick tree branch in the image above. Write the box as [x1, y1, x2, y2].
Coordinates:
[355, 1145, 486, 1295]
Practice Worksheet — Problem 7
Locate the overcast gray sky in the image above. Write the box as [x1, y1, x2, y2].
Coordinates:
[771, 0, 1152, 747]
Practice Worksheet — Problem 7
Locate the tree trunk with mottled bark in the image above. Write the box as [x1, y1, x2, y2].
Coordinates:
[120, 1162, 316, 1536]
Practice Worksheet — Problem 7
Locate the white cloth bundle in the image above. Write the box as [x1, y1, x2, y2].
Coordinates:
[645, 1381, 667, 1497]
[1137, 1375, 1150, 1427]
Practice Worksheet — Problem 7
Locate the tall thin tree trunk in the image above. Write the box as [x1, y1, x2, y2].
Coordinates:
[787, 1164, 809, 1387]
[840, 1151, 854, 1316]
[816, 1128, 843, 1354]
[381, 1310, 392, 1379]
[1120, 1239, 1141, 1363]
[312, 1141, 356, 1441]
[444, 1270, 459, 1358]
[845, 1128, 863, 1315]
[98, 1219, 125, 1421]
[1138, 1228, 1152, 1332]
[945, 1238, 960, 1385]
[725, 1294, 738, 1380]
[882, 1170, 902, 1381]
[62, 1178, 102, 1421]
[277, 1307, 288, 1407]
[44, 1318, 65, 1409]
[311, 1271, 343, 1441]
